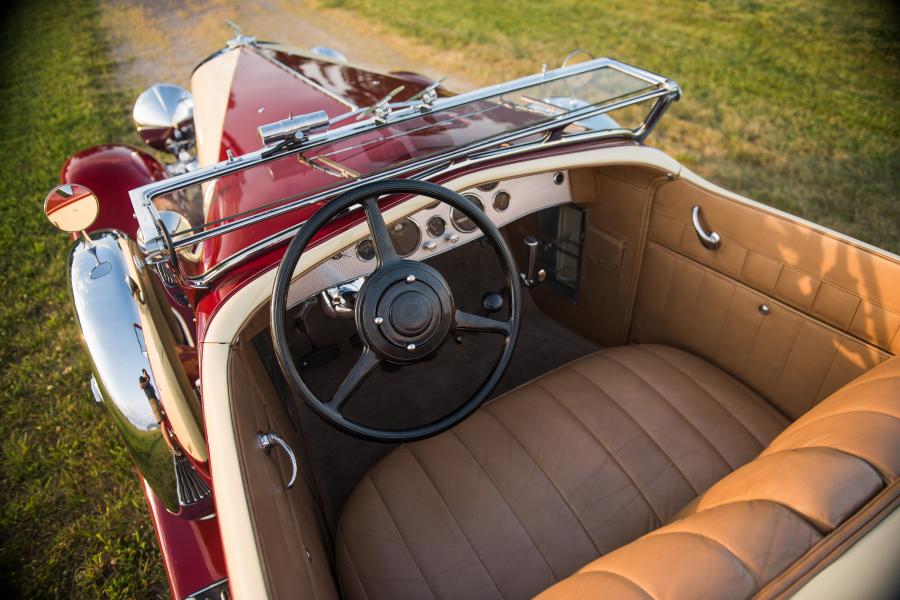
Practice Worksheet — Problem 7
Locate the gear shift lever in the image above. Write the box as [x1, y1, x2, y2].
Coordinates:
[521, 236, 546, 287]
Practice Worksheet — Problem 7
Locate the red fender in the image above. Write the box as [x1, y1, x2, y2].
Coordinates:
[60, 144, 167, 239]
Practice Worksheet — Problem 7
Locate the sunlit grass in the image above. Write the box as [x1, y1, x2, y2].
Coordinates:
[0, 0, 167, 597]
[324, 0, 900, 252]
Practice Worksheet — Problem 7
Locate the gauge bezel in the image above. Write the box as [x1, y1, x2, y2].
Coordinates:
[451, 194, 484, 233]
[388, 217, 422, 257]
[492, 190, 511, 212]
[355, 238, 376, 261]
[426, 215, 447, 238]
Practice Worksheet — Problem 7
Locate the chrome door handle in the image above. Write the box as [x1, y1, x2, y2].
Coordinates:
[692, 205, 721, 250]
[257, 431, 297, 489]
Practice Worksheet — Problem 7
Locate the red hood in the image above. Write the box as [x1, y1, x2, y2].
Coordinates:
[188, 44, 428, 277]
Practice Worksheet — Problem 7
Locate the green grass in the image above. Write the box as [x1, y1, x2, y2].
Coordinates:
[0, 0, 168, 597]
[326, 0, 900, 252]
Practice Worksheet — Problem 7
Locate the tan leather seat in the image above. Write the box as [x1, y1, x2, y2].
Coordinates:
[336, 344, 790, 599]
[536, 354, 900, 599]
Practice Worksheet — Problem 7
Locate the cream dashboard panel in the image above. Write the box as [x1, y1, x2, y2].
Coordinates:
[285, 170, 572, 308]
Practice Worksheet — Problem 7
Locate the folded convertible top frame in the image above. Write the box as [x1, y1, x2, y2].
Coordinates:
[129, 57, 680, 287]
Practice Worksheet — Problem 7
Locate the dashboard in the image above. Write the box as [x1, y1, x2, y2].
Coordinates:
[285, 170, 573, 308]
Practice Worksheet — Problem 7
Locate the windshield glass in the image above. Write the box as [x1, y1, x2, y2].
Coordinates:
[142, 59, 674, 279]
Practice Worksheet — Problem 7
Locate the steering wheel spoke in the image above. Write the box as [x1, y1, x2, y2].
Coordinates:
[363, 196, 399, 267]
[453, 309, 511, 336]
[328, 346, 381, 412]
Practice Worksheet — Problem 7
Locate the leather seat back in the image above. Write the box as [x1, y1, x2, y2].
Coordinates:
[537, 355, 900, 599]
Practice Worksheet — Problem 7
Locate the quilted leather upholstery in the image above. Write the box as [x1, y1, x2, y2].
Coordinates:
[336, 344, 789, 599]
[536, 352, 900, 599]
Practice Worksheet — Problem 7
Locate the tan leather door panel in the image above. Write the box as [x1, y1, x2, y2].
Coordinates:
[631, 177, 899, 418]
[228, 341, 338, 600]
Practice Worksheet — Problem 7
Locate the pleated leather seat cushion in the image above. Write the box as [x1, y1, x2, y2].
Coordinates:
[536, 353, 900, 600]
[336, 344, 789, 600]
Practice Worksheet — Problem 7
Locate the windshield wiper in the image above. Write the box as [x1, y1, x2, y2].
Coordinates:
[356, 86, 406, 123]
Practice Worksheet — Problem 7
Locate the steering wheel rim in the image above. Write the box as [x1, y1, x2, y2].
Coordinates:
[270, 179, 522, 443]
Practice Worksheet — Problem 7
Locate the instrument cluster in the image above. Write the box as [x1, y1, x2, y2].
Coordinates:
[353, 171, 569, 265]
[285, 170, 572, 308]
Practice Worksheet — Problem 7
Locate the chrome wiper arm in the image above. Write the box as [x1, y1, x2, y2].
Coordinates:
[408, 77, 447, 109]
[356, 85, 406, 123]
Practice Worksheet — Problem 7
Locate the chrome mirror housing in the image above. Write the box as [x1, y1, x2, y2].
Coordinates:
[133, 84, 195, 155]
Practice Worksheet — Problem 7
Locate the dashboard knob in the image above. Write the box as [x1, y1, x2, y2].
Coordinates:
[482, 292, 504, 313]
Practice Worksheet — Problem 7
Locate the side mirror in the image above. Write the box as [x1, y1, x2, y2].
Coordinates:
[133, 84, 194, 155]
[44, 183, 99, 237]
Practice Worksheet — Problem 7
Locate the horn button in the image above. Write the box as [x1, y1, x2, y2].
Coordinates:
[390, 291, 433, 336]
[356, 261, 454, 363]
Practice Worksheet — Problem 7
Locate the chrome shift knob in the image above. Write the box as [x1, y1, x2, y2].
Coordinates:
[521, 236, 546, 287]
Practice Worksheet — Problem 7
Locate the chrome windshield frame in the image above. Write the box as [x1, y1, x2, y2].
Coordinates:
[129, 58, 680, 285]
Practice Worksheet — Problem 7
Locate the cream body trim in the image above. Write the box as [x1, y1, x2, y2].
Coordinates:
[191, 49, 240, 169]
[792, 506, 900, 599]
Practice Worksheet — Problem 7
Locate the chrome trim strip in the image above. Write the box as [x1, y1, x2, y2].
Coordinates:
[130, 58, 679, 281]
[254, 46, 357, 110]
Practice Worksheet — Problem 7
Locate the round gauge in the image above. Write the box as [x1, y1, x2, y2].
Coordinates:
[477, 181, 499, 192]
[492, 191, 511, 212]
[451, 194, 484, 233]
[356, 238, 376, 261]
[426, 215, 446, 237]
[389, 218, 421, 257]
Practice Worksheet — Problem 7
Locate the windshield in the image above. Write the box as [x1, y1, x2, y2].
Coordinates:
[136, 58, 678, 281]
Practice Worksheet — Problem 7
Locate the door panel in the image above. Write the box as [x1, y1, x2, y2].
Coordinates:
[644, 178, 900, 355]
[228, 338, 338, 600]
[631, 176, 898, 419]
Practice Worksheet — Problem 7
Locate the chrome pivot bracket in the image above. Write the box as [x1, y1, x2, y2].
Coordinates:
[409, 77, 447, 111]
[258, 110, 330, 148]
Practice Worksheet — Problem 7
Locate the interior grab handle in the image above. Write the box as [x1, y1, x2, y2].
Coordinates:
[257, 431, 298, 489]
[692, 205, 721, 250]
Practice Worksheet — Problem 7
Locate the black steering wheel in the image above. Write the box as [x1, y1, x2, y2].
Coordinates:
[270, 179, 522, 442]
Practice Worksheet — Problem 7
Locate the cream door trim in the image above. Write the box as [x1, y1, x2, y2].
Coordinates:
[199, 143, 891, 598]
[792, 505, 900, 599]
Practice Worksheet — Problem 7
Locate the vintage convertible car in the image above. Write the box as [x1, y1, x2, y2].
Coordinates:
[45, 30, 899, 600]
